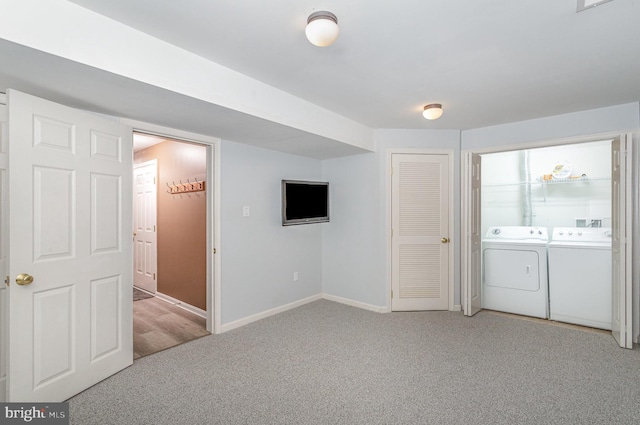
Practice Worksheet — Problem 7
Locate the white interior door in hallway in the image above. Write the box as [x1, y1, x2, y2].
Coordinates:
[133, 160, 157, 293]
[391, 153, 450, 311]
[6, 89, 133, 401]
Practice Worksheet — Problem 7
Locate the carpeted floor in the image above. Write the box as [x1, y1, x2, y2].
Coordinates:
[68, 300, 640, 424]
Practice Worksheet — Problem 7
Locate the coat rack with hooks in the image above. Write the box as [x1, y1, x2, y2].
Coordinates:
[166, 178, 205, 194]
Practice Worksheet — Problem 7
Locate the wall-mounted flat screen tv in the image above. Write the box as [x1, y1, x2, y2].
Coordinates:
[282, 180, 329, 226]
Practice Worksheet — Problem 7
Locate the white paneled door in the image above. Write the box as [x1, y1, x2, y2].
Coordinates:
[7, 90, 133, 401]
[133, 160, 157, 293]
[391, 153, 450, 311]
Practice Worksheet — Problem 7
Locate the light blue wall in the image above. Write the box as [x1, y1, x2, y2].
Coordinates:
[219, 140, 324, 324]
[462, 103, 640, 150]
[219, 102, 639, 326]
[321, 152, 384, 306]
[321, 129, 461, 308]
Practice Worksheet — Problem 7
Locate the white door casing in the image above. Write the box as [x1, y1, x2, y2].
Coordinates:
[122, 119, 219, 335]
[133, 160, 157, 293]
[7, 90, 133, 401]
[611, 136, 633, 348]
[391, 153, 449, 311]
[462, 152, 482, 316]
[0, 103, 8, 402]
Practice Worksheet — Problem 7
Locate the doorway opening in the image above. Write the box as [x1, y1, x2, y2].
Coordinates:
[132, 132, 210, 358]
[480, 140, 611, 327]
[462, 132, 635, 348]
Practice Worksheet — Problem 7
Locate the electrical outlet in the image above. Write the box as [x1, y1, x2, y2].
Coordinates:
[293, 272, 299, 282]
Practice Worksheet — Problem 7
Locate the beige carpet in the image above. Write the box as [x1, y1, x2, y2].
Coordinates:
[69, 300, 640, 425]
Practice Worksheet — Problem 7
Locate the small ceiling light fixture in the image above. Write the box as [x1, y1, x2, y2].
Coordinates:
[305, 11, 339, 47]
[423, 104, 443, 120]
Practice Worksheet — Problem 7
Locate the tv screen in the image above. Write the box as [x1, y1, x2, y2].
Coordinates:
[282, 180, 329, 226]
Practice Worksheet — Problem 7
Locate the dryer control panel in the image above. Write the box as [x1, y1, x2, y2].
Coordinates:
[485, 226, 548, 241]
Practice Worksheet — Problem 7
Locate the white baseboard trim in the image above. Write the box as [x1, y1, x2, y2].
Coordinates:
[217, 293, 456, 334]
[154, 291, 207, 319]
[219, 294, 323, 334]
[322, 293, 388, 313]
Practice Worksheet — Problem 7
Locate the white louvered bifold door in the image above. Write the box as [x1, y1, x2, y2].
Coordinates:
[611, 136, 633, 348]
[391, 154, 449, 311]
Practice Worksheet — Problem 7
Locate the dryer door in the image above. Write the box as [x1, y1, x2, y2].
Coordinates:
[484, 248, 540, 291]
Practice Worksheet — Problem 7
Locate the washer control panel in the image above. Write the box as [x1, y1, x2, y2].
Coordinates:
[551, 227, 612, 243]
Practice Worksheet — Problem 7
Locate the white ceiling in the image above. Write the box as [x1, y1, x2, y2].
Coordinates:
[65, 0, 640, 130]
[1, 1, 639, 159]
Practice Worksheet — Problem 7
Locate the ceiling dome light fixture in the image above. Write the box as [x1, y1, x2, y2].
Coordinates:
[423, 103, 443, 120]
[305, 11, 339, 47]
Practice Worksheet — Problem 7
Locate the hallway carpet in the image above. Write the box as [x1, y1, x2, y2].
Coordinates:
[69, 300, 640, 424]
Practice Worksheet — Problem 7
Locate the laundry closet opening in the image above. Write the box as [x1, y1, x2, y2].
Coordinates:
[480, 139, 612, 329]
[132, 132, 209, 358]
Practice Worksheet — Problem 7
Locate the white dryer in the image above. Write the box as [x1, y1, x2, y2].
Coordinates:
[548, 227, 612, 330]
[482, 226, 549, 318]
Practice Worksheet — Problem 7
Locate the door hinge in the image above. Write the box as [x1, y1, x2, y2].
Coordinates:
[391, 228, 393, 238]
[154, 225, 156, 232]
[391, 290, 393, 298]
[4, 276, 9, 286]
[153, 273, 156, 280]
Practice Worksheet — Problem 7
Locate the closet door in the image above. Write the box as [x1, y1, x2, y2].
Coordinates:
[391, 153, 450, 311]
[463, 153, 482, 316]
[611, 136, 633, 348]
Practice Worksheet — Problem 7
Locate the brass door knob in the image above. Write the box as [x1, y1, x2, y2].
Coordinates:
[16, 273, 34, 286]
[441, 237, 450, 243]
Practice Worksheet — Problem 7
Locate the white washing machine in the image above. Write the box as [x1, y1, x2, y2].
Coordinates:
[482, 226, 549, 318]
[548, 227, 612, 330]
